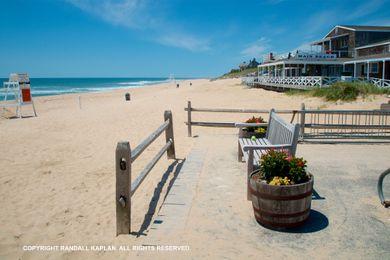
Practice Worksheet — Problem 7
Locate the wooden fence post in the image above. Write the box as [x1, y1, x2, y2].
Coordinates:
[164, 110, 176, 159]
[116, 141, 131, 235]
[187, 101, 192, 137]
[300, 103, 305, 140]
[247, 150, 254, 201]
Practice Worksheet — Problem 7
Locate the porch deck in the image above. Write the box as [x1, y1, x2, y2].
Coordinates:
[243, 76, 390, 90]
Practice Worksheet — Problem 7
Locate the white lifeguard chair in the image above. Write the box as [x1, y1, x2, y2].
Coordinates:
[1, 73, 37, 118]
[169, 73, 176, 85]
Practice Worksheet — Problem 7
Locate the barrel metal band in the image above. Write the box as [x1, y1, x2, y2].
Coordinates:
[249, 185, 312, 200]
[253, 206, 310, 218]
[254, 214, 309, 228]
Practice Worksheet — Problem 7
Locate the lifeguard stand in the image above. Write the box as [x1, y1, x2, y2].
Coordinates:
[1, 73, 37, 118]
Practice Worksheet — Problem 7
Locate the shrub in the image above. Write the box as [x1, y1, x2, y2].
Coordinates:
[287, 81, 390, 101]
[321, 82, 360, 101]
[258, 150, 309, 185]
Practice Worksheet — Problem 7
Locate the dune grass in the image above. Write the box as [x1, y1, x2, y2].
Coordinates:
[286, 81, 390, 101]
[219, 67, 258, 79]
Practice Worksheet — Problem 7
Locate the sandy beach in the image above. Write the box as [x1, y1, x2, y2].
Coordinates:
[0, 78, 389, 259]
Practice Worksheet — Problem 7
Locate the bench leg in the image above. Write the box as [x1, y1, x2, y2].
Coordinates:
[247, 150, 254, 201]
[238, 141, 243, 162]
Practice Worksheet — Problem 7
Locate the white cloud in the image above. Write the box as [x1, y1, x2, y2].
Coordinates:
[303, 0, 386, 38]
[294, 42, 315, 52]
[66, 0, 210, 51]
[241, 37, 269, 58]
[345, 0, 384, 21]
[158, 33, 210, 52]
[364, 18, 390, 26]
[67, 0, 152, 29]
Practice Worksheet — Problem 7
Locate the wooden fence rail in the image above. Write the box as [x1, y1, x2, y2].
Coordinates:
[300, 106, 390, 140]
[185, 101, 390, 142]
[185, 101, 298, 137]
[116, 110, 175, 235]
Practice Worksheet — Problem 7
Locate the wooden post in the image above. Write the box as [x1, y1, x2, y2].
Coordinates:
[247, 150, 254, 201]
[382, 60, 385, 86]
[291, 124, 300, 154]
[300, 103, 305, 140]
[164, 110, 176, 159]
[116, 141, 131, 235]
[187, 101, 192, 137]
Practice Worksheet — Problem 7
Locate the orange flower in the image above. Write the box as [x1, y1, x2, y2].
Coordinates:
[297, 159, 305, 167]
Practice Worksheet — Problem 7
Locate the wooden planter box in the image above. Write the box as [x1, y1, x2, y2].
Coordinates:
[249, 171, 313, 228]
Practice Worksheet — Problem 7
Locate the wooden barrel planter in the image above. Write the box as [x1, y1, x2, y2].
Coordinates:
[249, 171, 314, 228]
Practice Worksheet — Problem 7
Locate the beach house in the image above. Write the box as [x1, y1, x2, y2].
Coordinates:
[256, 25, 390, 89]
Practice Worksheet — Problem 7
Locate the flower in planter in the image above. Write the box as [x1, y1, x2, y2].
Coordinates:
[254, 127, 266, 135]
[243, 116, 267, 133]
[257, 150, 309, 185]
[269, 176, 292, 185]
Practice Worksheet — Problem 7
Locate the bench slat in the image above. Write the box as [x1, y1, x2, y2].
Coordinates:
[239, 138, 271, 166]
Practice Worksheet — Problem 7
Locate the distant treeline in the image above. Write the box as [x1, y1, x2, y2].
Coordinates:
[220, 58, 260, 79]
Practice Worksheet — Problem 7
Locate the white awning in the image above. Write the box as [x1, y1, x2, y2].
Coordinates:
[258, 59, 344, 68]
[343, 57, 390, 64]
[310, 33, 349, 45]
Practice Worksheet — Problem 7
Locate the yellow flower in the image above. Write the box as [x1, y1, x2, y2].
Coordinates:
[268, 176, 292, 185]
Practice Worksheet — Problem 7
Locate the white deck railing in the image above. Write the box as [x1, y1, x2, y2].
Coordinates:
[242, 76, 390, 89]
[354, 77, 390, 88]
[256, 76, 340, 89]
[241, 76, 256, 86]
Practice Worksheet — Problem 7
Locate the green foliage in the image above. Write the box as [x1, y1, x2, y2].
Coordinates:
[287, 81, 390, 101]
[288, 157, 308, 184]
[260, 150, 290, 180]
[259, 150, 309, 185]
[219, 67, 258, 79]
[320, 82, 360, 101]
[243, 116, 266, 132]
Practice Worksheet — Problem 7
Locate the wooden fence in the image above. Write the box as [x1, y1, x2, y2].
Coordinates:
[185, 101, 390, 142]
[185, 101, 298, 137]
[116, 110, 175, 235]
[300, 104, 390, 140]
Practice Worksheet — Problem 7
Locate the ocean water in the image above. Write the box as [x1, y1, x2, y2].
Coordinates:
[0, 77, 179, 99]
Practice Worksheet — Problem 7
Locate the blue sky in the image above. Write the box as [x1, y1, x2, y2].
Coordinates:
[0, 0, 389, 78]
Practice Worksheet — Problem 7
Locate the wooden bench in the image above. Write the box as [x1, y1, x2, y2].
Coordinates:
[236, 109, 300, 199]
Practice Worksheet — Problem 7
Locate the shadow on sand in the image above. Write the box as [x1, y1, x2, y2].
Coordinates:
[2, 115, 36, 119]
[257, 209, 329, 234]
[131, 158, 185, 237]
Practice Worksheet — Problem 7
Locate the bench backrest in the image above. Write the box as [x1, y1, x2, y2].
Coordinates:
[266, 109, 300, 155]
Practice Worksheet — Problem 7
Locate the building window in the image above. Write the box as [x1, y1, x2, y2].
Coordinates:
[370, 62, 378, 73]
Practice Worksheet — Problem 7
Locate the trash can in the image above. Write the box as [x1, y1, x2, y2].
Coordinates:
[125, 93, 130, 101]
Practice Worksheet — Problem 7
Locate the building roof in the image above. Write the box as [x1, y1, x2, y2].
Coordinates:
[324, 25, 390, 38]
[311, 33, 349, 45]
[338, 25, 390, 31]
